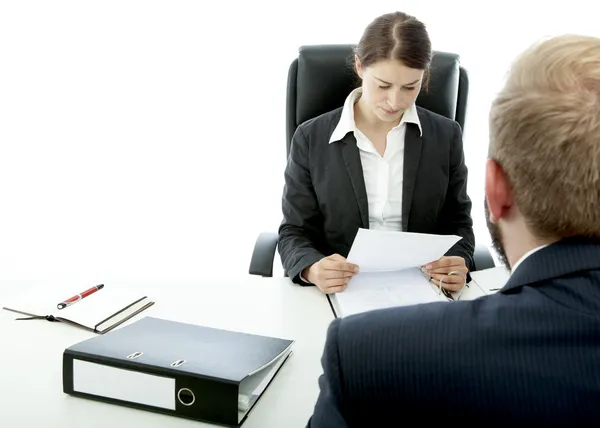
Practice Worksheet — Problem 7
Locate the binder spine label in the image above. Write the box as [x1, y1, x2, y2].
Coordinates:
[72, 359, 176, 410]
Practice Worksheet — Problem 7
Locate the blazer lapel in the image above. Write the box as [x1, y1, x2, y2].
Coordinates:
[341, 133, 369, 228]
[402, 123, 423, 231]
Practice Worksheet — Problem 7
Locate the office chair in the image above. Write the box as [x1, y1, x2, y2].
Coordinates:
[249, 44, 495, 277]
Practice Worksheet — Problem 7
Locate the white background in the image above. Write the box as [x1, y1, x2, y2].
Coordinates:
[1, 0, 598, 282]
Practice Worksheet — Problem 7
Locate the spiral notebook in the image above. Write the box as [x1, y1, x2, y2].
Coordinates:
[2, 283, 154, 334]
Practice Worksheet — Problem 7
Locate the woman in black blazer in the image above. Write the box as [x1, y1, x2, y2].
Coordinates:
[278, 11, 475, 294]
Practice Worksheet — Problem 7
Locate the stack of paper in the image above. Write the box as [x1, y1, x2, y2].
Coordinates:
[328, 229, 466, 317]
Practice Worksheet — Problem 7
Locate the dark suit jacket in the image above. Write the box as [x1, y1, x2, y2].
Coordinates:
[278, 106, 474, 284]
[307, 237, 600, 426]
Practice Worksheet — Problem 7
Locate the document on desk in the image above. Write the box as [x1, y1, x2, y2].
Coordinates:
[470, 266, 510, 294]
[328, 229, 463, 318]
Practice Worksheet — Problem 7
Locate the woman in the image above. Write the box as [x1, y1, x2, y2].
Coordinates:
[278, 11, 474, 294]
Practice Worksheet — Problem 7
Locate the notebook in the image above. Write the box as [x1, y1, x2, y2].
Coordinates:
[2, 283, 154, 334]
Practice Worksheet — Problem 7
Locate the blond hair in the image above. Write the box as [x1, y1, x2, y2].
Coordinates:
[489, 34, 600, 240]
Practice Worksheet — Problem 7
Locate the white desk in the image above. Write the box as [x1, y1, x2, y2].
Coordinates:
[0, 277, 333, 428]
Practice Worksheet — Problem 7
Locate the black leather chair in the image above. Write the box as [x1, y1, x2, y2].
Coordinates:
[249, 44, 495, 277]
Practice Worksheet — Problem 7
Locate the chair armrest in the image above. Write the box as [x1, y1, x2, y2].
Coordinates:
[248, 232, 279, 277]
[473, 244, 496, 271]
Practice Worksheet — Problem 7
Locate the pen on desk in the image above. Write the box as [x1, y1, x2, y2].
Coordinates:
[57, 284, 104, 310]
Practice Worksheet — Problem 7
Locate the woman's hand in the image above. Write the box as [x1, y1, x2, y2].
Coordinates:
[421, 256, 468, 292]
[303, 254, 359, 294]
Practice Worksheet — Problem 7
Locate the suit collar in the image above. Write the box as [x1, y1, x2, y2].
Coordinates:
[501, 237, 600, 293]
[329, 88, 422, 144]
[340, 133, 369, 228]
[510, 244, 550, 274]
[400, 124, 423, 231]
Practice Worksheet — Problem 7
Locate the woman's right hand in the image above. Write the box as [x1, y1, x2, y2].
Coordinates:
[303, 254, 359, 294]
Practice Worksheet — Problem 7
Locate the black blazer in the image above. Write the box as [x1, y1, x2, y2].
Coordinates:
[307, 237, 600, 426]
[278, 106, 474, 284]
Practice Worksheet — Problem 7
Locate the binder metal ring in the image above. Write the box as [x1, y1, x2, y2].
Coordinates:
[438, 271, 467, 301]
[177, 388, 195, 406]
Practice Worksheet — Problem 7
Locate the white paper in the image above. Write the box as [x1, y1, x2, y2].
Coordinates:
[470, 266, 510, 293]
[346, 228, 462, 272]
[331, 229, 465, 317]
[333, 268, 442, 317]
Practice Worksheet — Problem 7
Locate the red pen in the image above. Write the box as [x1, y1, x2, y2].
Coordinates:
[57, 284, 104, 310]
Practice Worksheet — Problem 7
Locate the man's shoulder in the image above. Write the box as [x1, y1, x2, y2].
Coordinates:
[334, 297, 492, 358]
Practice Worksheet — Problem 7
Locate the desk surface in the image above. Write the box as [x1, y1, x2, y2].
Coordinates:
[0, 277, 333, 428]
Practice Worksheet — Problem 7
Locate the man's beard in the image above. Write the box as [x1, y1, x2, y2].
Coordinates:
[484, 200, 511, 270]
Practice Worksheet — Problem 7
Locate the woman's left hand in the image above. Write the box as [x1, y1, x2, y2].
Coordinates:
[421, 256, 468, 291]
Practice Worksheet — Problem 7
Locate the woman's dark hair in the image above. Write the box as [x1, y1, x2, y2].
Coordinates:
[353, 12, 432, 84]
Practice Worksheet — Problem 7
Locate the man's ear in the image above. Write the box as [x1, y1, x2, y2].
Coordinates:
[354, 55, 363, 79]
[485, 158, 514, 223]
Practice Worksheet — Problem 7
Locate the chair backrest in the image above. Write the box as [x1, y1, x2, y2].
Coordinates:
[285, 44, 469, 157]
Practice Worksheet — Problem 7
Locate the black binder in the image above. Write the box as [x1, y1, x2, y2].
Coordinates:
[62, 316, 294, 427]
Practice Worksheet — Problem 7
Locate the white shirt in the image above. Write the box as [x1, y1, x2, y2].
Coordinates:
[329, 88, 422, 231]
[300, 89, 421, 283]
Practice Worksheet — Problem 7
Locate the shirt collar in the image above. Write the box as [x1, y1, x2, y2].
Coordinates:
[329, 87, 422, 144]
[510, 244, 550, 274]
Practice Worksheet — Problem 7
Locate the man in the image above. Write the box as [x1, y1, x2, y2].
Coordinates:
[307, 34, 600, 426]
